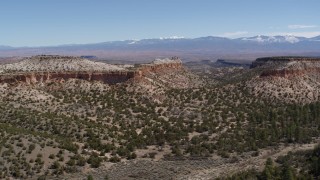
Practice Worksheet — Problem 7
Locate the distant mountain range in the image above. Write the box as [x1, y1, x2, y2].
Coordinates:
[1, 35, 320, 62]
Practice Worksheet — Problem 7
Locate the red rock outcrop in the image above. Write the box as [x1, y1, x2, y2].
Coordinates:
[137, 57, 183, 75]
[251, 57, 320, 78]
[0, 57, 184, 85]
[0, 71, 138, 85]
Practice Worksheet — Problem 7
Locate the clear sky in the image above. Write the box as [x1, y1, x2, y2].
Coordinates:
[1, 0, 320, 46]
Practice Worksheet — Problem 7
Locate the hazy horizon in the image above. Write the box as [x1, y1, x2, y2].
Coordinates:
[1, 34, 320, 49]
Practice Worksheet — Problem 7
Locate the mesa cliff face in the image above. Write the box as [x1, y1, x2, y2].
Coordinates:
[137, 57, 183, 75]
[0, 71, 138, 85]
[247, 57, 320, 103]
[0, 55, 184, 85]
[251, 57, 320, 78]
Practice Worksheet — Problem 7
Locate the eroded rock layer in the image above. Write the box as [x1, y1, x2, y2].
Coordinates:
[0, 71, 138, 85]
[251, 57, 320, 78]
[0, 56, 184, 85]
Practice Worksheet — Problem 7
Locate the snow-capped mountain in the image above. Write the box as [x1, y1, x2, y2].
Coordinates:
[159, 36, 185, 40]
[310, 36, 320, 41]
[122, 35, 313, 45]
[1, 35, 320, 61]
[239, 35, 307, 43]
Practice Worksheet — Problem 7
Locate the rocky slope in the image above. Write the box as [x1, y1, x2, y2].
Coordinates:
[2, 55, 320, 179]
[247, 56, 320, 103]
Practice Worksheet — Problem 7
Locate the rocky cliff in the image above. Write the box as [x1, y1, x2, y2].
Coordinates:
[251, 57, 320, 78]
[0, 56, 184, 85]
[0, 71, 138, 85]
[137, 56, 183, 75]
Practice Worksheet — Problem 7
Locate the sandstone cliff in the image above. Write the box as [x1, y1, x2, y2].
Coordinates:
[0, 71, 138, 85]
[0, 56, 184, 85]
[251, 57, 320, 78]
[137, 57, 183, 75]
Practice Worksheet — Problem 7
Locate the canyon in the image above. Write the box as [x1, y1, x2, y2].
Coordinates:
[2, 55, 320, 179]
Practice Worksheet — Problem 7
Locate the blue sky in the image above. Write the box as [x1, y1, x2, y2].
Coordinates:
[1, 0, 320, 46]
